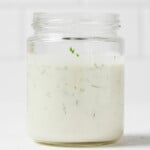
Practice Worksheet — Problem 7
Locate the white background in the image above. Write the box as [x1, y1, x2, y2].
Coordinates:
[0, 0, 150, 149]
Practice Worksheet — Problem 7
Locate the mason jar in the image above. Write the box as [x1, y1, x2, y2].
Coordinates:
[27, 12, 124, 146]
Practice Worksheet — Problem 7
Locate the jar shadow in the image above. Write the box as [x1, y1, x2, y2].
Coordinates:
[35, 134, 150, 148]
[106, 134, 150, 147]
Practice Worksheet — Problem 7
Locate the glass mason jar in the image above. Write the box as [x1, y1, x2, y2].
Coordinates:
[27, 12, 124, 146]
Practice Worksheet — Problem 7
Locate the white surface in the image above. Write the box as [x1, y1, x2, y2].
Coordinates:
[0, 59, 150, 150]
[0, 10, 21, 57]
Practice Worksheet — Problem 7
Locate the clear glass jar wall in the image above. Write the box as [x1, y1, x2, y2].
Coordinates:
[27, 12, 124, 146]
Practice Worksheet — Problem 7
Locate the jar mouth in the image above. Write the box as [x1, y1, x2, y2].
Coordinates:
[33, 12, 120, 24]
[32, 12, 120, 38]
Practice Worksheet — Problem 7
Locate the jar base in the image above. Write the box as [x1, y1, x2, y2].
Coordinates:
[34, 139, 119, 147]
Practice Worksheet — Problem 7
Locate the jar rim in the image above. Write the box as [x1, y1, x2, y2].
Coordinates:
[33, 12, 120, 25]
[32, 12, 120, 38]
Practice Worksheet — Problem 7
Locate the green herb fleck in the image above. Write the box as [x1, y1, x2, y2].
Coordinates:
[76, 53, 79, 57]
[69, 47, 75, 54]
[69, 47, 80, 57]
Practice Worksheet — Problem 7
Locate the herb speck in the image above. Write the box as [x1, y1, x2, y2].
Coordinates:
[46, 92, 51, 98]
[75, 100, 79, 106]
[69, 47, 80, 57]
[91, 84, 101, 88]
[69, 47, 75, 54]
[80, 88, 85, 92]
[94, 63, 99, 68]
[92, 113, 96, 118]
[76, 53, 79, 57]
[41, 69, 46, 74]
[62, 103, 67, 114]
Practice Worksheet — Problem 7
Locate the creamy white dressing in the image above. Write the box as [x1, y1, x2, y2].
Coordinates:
[27, 54, 124, 143]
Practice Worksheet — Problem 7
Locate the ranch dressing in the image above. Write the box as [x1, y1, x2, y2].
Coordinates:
[27, 54, 124, 143]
